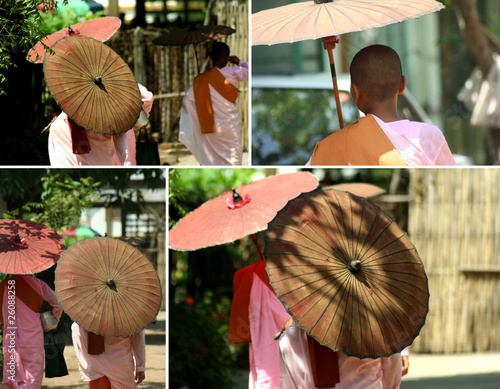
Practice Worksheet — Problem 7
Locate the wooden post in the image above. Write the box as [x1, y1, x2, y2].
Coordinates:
[134, 27, 146, 86]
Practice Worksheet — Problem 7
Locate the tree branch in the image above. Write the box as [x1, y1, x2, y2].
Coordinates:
[454, 0, 493, 77]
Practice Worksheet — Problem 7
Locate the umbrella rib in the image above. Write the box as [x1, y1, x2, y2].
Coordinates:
[353, 199, 366, 261]
[369, 284, 414, 340]
[365, 270, 428, 307]
[273, 212, 339, 255]
[320, 271, 352, 343]
[326, 191, 353, 259]
[268, 235, 347, 264]
[271, 220, 346, 258]
[358, 216, 395, 260]
[271, 263, 347, 285]
[362, 235, 413, 264]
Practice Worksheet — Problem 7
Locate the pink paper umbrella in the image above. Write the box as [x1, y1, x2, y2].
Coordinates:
[0, 219, 64, 274]
[252, 0, 445, 128]
[169, 172, 319, 252]
[27, 16, 121, 64]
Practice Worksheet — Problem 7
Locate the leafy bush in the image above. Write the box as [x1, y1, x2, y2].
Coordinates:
[169, 293, 236, 389]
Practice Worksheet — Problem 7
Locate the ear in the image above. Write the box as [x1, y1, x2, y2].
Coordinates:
[398, 75, 407, 95]
[350, 83, 360, 103]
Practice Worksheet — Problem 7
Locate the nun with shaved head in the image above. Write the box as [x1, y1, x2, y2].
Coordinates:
[309, 45, 456, 166]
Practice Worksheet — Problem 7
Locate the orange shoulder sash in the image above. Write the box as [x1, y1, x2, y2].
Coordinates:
[310, 114, 407, 166]
[228, 260, 272, 343]
[193, 67, 239, 134]
[0, 275, 44, 325]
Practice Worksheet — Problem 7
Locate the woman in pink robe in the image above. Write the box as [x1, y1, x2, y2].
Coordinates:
[48, 84, 154, 166]
[1, 276, 62, 389]
[71, 323, 146, 389]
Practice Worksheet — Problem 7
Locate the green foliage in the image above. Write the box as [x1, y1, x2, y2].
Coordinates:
[169, 168, 259, 218]
[168, 170, 187, 229]
[40, 7, 102, 35]
[0, 0, 44, 90]
[169, 292, 236, 389]
[3, 172, 99, 233]
[252, 87, 359, 164]
[0, 0, 100, 94]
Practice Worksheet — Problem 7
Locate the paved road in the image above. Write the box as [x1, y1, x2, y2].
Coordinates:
[234, 352, 500, 388]
[400, 352, 500, 389]
[39, 311, 166, 389]
[164, 150, 250, 166]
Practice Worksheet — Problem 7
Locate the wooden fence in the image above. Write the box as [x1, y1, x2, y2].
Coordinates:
[408, 169, 500, 353]
[106, 0, 249, 150]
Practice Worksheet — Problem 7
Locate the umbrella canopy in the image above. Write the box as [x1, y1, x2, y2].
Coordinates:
[0, 220, 65, 275]
[252, 0, 444, 45]
[326, 183, 386, 198]
[252, 0, 444, 128]
[265, 188, 428, 358]
[27, 16, 121, 63]
[152, 24, 236, 74]
[43, 35, 142, 136]
[169, 172, 319, 251]
[55, 237, 162, 337]
[152, 24, 236, 46]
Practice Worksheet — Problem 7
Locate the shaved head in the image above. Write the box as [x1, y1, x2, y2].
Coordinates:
[211, 42, 230, 62]
[350, 45, 403, 103]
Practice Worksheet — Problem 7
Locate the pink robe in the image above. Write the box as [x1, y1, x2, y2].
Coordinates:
[307, 116, 456, 166]
[71, 323, 146, 389]
[48, 85, 154, 166]
[279, 322, 402, 389]
[2, 276, 62, 389]
[371, 115, 456, 166]
[248, 272, 290, 388]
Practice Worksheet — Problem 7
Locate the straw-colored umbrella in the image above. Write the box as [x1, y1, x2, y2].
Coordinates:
[55, 237, 162, 337]
[265, 188, 428, 358]
[43, 35, 142, 136]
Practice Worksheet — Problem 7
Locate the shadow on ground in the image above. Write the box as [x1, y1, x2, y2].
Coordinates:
[401, 373, 500, 389]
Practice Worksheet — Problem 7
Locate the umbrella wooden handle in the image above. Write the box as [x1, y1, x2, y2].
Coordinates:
[325, 47, 344, 129]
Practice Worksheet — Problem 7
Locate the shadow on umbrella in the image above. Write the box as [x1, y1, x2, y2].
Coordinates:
[265, 188, 429, 358]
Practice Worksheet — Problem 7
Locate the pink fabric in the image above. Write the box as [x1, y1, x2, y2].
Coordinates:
[114, 84, 154, 166]
[179, 61, 249, 165]
[372, 116, 456, 166]
[279, 322, 402, 389]
[220, 60, 249, 85]
[72, 323, 146, 389]
[248, 272, 290, 389]
[2, 276, 62, 388]
[48, 84, 154, 166]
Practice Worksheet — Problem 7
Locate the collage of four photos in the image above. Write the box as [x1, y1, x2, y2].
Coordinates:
[2, 0, 500, 388]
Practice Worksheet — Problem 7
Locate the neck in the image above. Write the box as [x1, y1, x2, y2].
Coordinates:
[363, 99, 402, 123]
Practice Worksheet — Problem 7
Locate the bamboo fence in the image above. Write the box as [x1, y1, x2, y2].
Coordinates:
[106, 0, 249, 150]
[408, 168, 500, 353]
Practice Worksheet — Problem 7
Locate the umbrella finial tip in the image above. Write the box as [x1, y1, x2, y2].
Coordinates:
[349, 260, 362, 273]
[232, 188, 243, 202]
[106, 279, 117, 291]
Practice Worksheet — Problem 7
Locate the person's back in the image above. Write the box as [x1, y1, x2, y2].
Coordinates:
[179, 41, 248, 165]
[309, 44, 455, 166]
[279, 321, 402, 389]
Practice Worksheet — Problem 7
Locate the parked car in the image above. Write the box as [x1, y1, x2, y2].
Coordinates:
[251, 73, 444, 165]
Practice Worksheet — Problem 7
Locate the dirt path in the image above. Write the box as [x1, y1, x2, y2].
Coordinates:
[40, 344, 165, 389]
